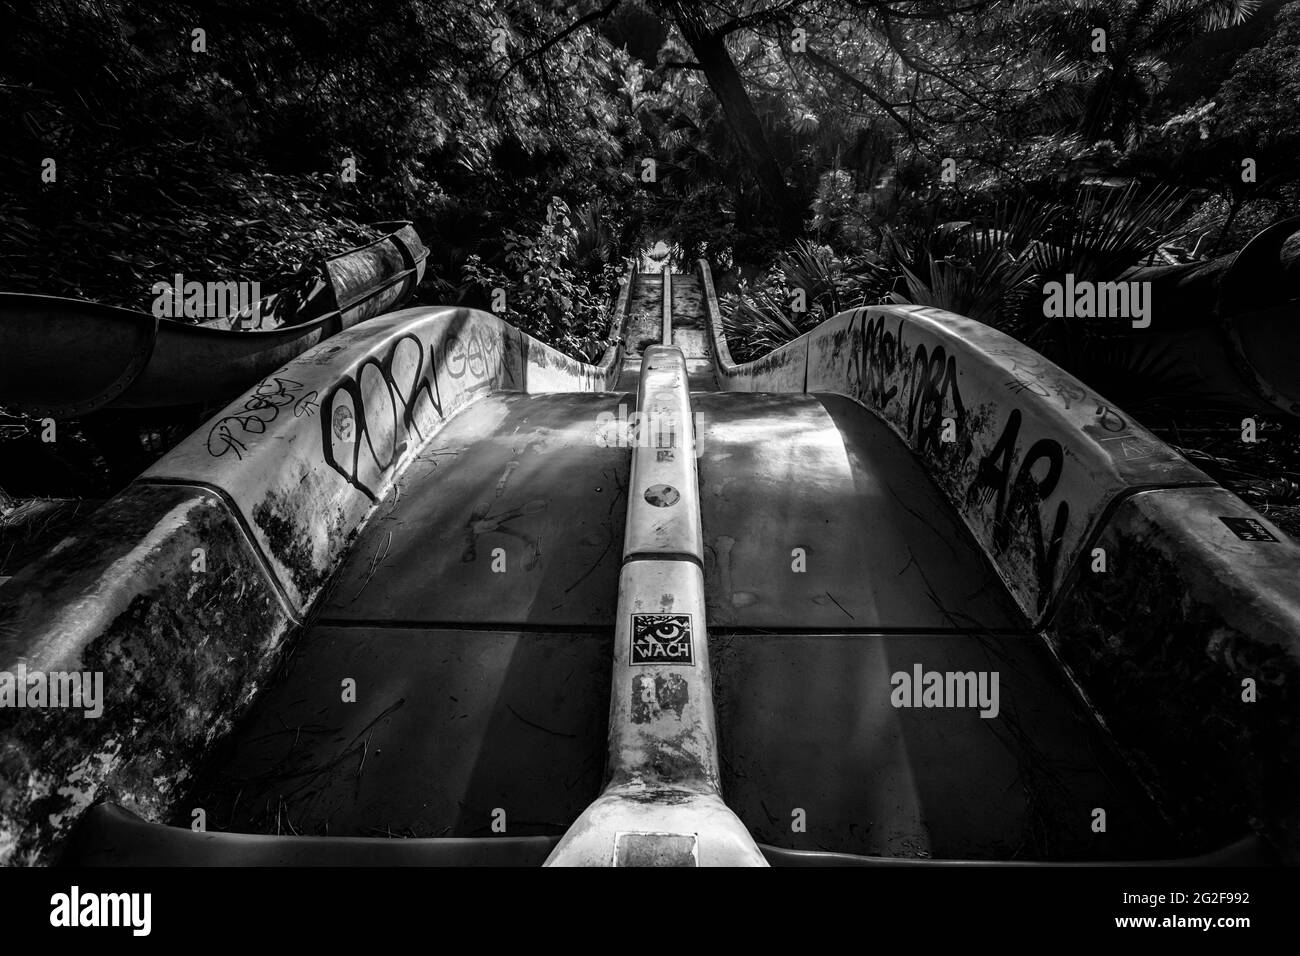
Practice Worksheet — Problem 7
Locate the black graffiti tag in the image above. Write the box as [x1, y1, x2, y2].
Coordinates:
[859, 314, 1068, 611]
[906, 343, 966, 456]
[207, 377, 313, 459]
[321, 334, 444, 500]
[443, 326, 503, 381]
[966, 409, 1069, 611]
[859, 314, 967, 454]
[860, 313, 901, 408]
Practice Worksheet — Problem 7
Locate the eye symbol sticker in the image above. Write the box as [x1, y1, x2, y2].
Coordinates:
[631, 613, 694, 665]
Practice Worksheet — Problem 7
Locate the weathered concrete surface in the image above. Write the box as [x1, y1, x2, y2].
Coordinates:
[699, 258, 735, 370]
[545, 787, 764, 866]
[701, 257, 1300, 862]
[547, 346, 765, 866]
[521, 333, 616, 393]
[699, 258, 1210, 622]
[699, 261, 803, 394]
[146, 305, 621, 615]
[803, 306, 1213, 622]
[1049, 488, 1300, 862]
[0, 485, 291, 865]
[607, 561, 718, 794]
[177, 625, 611, 839]
[2, 299, 628, 865]
[695, 392, 1024, 631]
[621, 348, 702, 558]
[546, 562, 763, 866]
[319, 393, 632, 627]
[668, 273, 710, 360]
[724, 338, 809, 393]
[710, 630, 1180, 861]
[610, 271, 665, 389]
[623, 274, 664, 357]
[661, 269, 673, 347]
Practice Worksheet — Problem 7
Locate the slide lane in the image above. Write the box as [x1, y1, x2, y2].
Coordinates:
[607, 268, 1253, 862]
[692, 262, 1293, 864]
[689, 383, 1182, 861]
[0, 298, 635, 864]
[179, 393, 631, 839]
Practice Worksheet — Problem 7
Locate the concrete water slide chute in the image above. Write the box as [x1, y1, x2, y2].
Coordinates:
[2, 260, 1298, 867]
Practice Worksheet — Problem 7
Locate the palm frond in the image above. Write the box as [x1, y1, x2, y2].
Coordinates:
[1030, 182, 1190, 280]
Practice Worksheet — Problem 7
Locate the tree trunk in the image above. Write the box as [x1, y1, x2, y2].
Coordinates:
[658, 2, 803, 235]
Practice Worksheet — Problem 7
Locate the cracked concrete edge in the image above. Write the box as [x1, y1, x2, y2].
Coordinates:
[545, 787, 767, 867]
[594, 263, 636, 372]
[1049, 487, 1300, 863]
[661, 268, 673, 347]
[697, 258, 738, 372]
[0, 485, 292, 865]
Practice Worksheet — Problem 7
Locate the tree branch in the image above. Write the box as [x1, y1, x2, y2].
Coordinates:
[802, 46, 932, 144]
[497, 0, 623, 84]
[712, 0, 807, 38]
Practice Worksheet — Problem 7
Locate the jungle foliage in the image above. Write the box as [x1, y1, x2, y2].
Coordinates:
[2, 0, 1298, 349]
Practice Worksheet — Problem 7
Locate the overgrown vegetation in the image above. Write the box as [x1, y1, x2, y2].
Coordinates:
[2, 0, 1299, 510]
[462, 197, 623, 361]
[0, 0, 655, 313]
[5, 0, 1297, 324]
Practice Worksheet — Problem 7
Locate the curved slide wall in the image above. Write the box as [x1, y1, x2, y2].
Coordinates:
[703, 261, 1214, 621]
[0, 223, 431, 419]
[701, 261, 1300, 860]
[0, 299, 627, 865]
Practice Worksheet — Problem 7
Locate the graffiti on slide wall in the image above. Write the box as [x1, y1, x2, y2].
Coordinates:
[198, 320, 525, 502]
[853, 312, 1075, 611]
[206, 377, 319, 460]
[841, 309, 1174, 610]
[320, 328, 508, 500]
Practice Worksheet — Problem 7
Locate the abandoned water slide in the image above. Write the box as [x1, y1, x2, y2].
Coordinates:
[0, 222, 427, 420]
[0, 262, 1297, 867]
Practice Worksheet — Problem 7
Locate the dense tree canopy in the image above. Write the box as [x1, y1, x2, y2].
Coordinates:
[3, 0, 1298, 508]
[2, 0, 1296, 314]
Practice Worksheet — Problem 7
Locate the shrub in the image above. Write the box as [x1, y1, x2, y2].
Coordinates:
[462, 197, 622, 362]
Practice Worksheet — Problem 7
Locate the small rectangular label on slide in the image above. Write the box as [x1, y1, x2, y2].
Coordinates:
[630, 613, 694, 665]
[1219, 516, 1279, 542]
